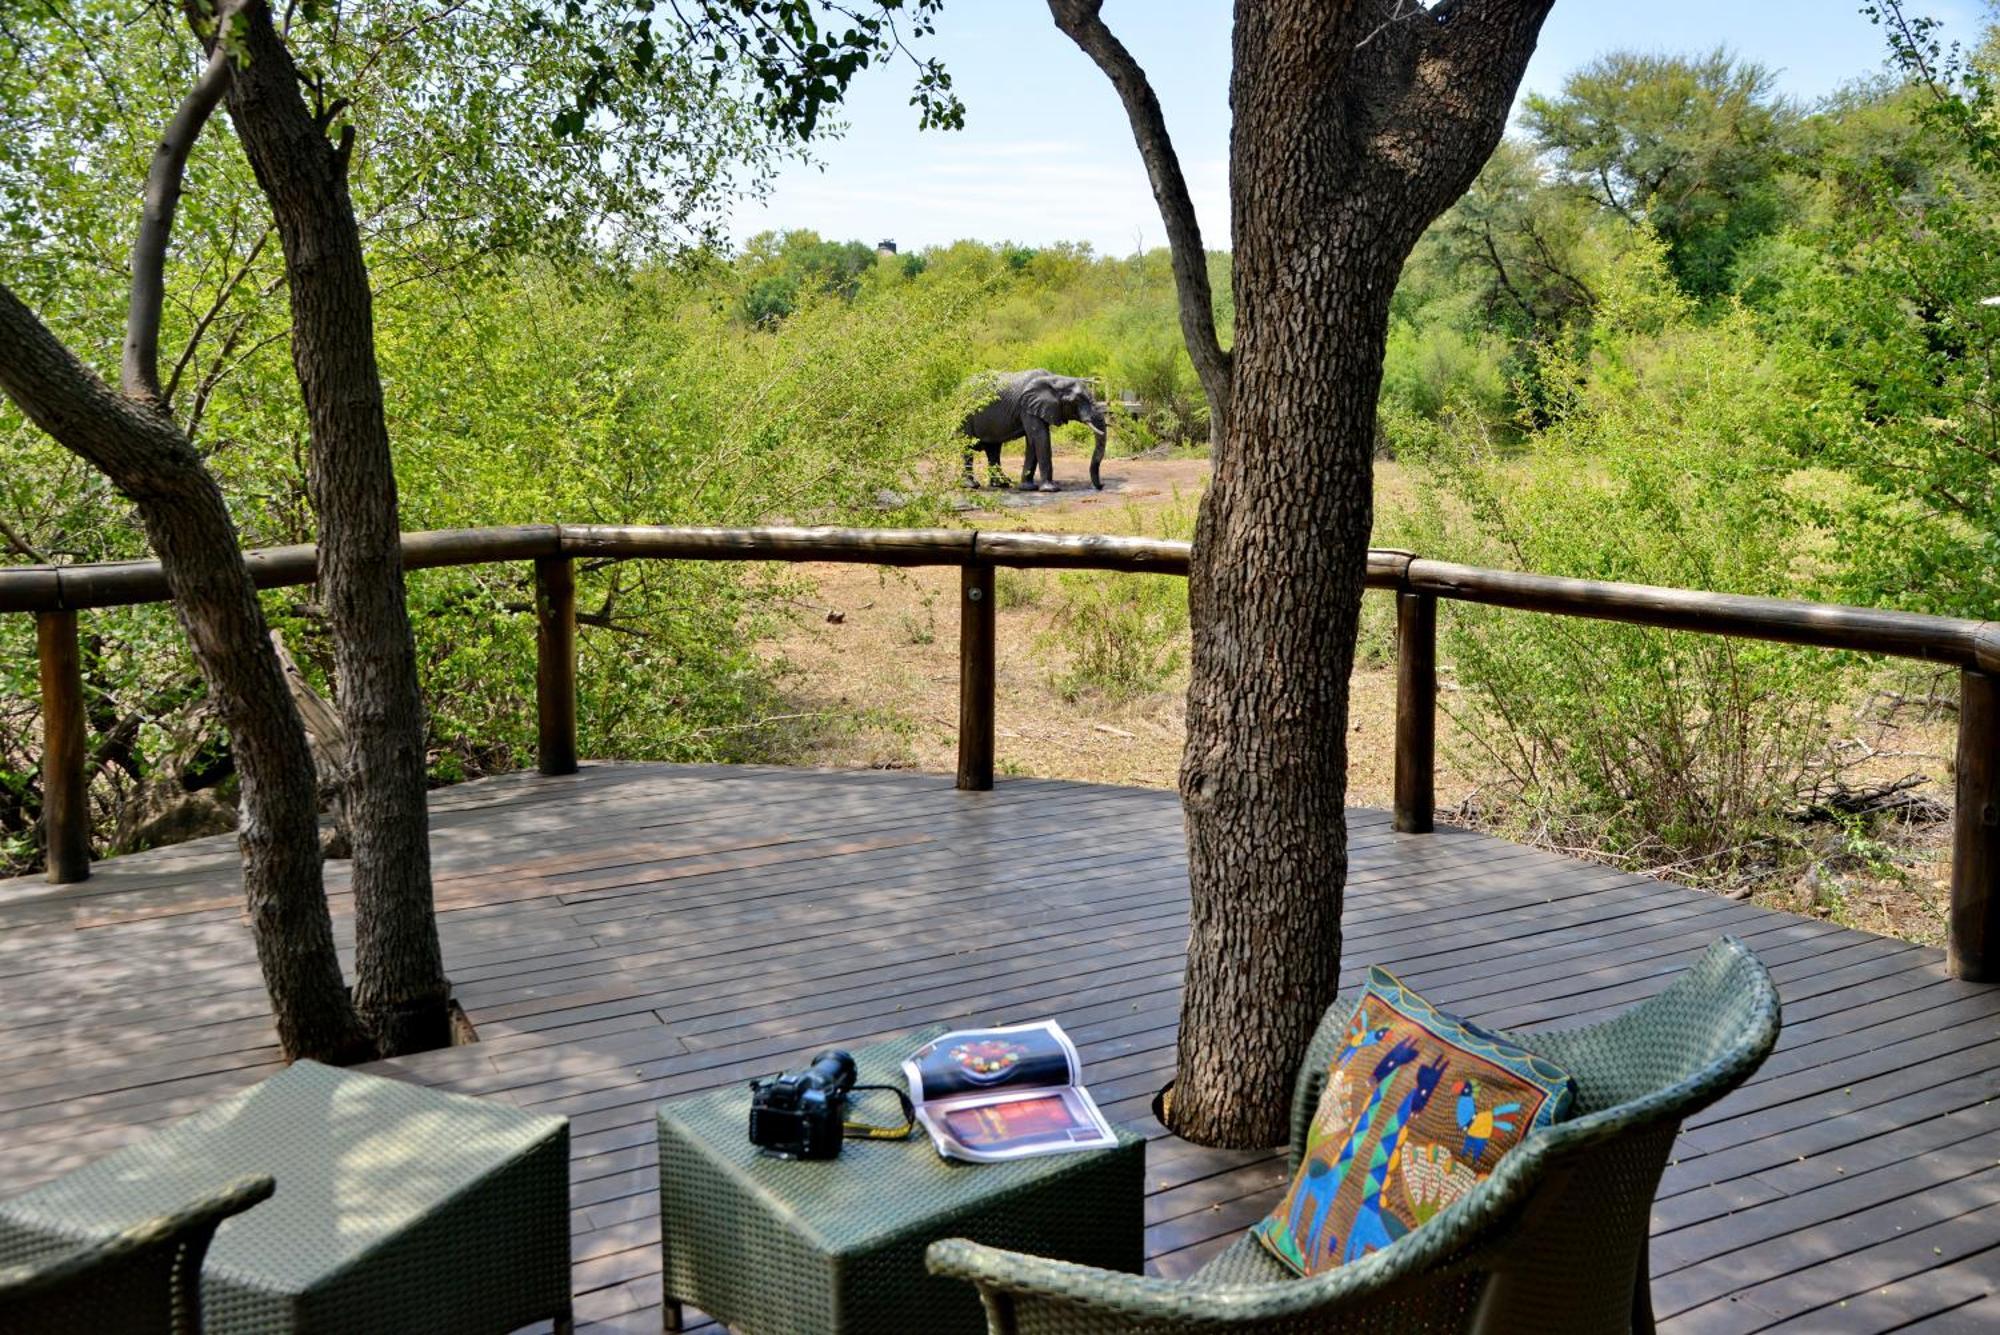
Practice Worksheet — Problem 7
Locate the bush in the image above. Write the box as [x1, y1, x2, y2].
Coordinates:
[1380, 317, 1511, 431]
[994, 566, 1049, 609]
[1017, 328, 1111, 380]
[1044, 498, 1196, 702]
[1388, 239, 1854, 879]
[1107, 331, 1209, 448]
[379, 260, 982, 771]
[1048, 571, 1189, 702]
[740, 273, 798, 326]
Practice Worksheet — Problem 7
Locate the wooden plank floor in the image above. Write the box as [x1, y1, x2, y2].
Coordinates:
[1, 763, 1996, 1332]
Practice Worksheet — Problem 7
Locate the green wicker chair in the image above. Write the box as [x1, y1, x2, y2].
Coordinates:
[0, 1173, 273, 1335]
[928, 935, 1781, 1334]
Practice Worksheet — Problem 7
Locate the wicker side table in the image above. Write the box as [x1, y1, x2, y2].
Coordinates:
[0, 1060, 572, 1334]
[657, 1024, 1145, 1335]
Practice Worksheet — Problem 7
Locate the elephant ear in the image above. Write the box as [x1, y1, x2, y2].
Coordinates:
[1019, 376, 1064, 425]
[1059, 378, 1098, 418]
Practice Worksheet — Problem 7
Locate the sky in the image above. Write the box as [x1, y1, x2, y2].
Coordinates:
[727, 0, 1990, 255]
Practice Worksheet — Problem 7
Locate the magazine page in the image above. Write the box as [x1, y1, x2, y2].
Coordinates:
[915, 1086, 1119, 1163]
[902, 1020, 1082, 1108]
[901, 1020, 1118, 1162]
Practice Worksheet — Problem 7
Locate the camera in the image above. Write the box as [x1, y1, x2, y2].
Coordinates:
[748, 1049, 857, 1159]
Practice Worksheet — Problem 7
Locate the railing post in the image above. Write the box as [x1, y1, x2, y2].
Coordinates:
[957, 560, 996, 791]
[1951, 667, 1999, 980]
[37, 609, 89, 884]
[534, 556, 578, 776]
[1394, 590, 1436, 834]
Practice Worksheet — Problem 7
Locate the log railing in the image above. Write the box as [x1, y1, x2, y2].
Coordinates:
[7, 523, 1998, 980]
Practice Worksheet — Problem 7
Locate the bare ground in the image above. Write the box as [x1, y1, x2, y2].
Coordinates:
[760, 443, 1956, 948]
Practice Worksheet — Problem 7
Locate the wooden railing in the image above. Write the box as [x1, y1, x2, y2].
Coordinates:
[6, 524, 1997, 980]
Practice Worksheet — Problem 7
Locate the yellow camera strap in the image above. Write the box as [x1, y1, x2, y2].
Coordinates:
[843, 1084, 917, 1141]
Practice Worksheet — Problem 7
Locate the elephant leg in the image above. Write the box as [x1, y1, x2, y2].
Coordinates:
[962, 446, 980, 488]
[985, 440, 1011, 489]
[1026, 423, 1056, 492]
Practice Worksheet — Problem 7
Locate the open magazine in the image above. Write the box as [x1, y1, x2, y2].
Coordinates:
[901, 1020, 1119, 1162]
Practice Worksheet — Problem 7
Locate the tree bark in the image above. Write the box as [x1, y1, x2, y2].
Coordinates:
[125, 39, 234, 405]
[1175, 257, 1390, 1146]
[1062, 0, 1555, 1147]
[0, 286, 371, 1064]
[205, 1, 451, 1055]
[270, 629, 355, 859]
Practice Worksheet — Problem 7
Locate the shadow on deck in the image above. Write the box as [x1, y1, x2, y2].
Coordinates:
[0, 764, 1995, 1332]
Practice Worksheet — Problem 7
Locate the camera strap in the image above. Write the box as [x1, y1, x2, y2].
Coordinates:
[842, 1084, 917, 1140]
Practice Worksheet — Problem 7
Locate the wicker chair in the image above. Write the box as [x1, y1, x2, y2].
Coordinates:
[929, 935, 1781, 1334]
[0, 1173, 273, 1335]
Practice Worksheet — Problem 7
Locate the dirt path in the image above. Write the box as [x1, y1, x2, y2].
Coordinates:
[763, 444, 1461, 807]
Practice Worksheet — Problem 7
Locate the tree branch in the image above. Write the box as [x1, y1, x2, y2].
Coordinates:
[124, 33, 237, 404]
[1046, 0, 1231, 428]
[1479, 222, 1537, 324]
[4, 284, 207, 496]
[2, 278, 371, 1064]
[164, 224, 272, 408]
[0, 512, 47, 563]
[1348, 0, 1558, 239]
[185, 318, 286, 445]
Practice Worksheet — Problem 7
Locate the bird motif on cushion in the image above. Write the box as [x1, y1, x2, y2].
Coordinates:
[1290, 1036, 1423, 1262]
[1338, 1006, 1390, 1068]
[1454, 1078, 1521, 1164]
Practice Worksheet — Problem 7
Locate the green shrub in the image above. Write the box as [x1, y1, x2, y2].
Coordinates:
[994, 566, 1049, 609]
[1106, 331, 1209, 448]
[1380, 317, 1512, 429]
[1018, 329, 1111, 380]
[739, 273, 798, 326]
[1048, 571, 1189, 702]
[1044, 499, 1195, 701]
[1390, 239, 1854, 877]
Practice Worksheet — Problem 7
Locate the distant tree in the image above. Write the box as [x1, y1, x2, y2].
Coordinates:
[735, 231, 897, 324]
[1002, 244, 1039, 272]
[806, 239, 886, 298]
[741, 272, 801, 326]
[1421, 139, 1600, 340]
[1524, 48, 1799, 297]
[1759, 3, 2000, 615]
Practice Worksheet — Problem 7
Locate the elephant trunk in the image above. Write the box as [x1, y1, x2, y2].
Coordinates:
[1088, 408, 1107, 490]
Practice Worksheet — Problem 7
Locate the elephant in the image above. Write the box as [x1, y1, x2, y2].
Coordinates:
[961, 370, 1107, 492]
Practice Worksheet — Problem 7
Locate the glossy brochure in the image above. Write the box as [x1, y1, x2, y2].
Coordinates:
[901, 1019, 1118, 1162]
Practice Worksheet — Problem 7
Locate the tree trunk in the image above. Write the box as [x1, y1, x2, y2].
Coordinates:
[1162, 0, 1556, 1147]
[1174, 266, 1391, 1147]
[210, 2, 451, 1055]
[270, 629, 354, 860]
[0, 286, 372, 1065]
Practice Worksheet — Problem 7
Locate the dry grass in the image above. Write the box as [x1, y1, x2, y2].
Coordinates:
[760, 444, 1470, 802]
[759, 441, 1955, 949]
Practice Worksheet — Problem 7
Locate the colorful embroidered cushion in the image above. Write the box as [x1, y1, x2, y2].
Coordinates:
[1250, 967, 1577, 1277]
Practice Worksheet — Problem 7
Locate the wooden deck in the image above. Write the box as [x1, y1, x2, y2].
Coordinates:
[1, 763, 1996, 1332]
